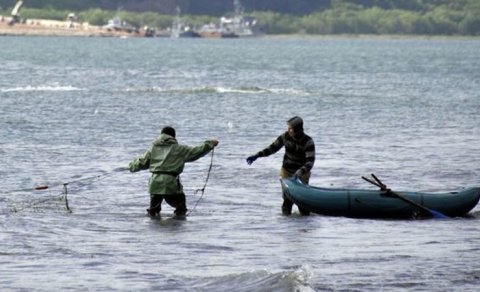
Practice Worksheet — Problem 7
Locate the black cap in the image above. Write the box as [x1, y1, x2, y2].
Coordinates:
[161, 126, 176, 138]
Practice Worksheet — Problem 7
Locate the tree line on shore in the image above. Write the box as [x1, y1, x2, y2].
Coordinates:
[1, 0, 479, 35]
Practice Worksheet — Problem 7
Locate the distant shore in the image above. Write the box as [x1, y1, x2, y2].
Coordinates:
[0, 16, 155, 38]
[266, 33, 480, 41]
[1, 16, 478, 40]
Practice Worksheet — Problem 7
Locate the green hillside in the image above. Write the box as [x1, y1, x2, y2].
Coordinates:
[1, 0, 479, 35]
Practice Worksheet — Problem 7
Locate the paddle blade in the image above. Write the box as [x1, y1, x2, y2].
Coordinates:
[429, 209, 449, 219]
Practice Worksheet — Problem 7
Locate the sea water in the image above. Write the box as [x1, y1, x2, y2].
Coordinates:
[0, 36, 479, 291]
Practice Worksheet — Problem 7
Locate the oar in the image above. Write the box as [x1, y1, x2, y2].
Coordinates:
[362, 174, 449, 219]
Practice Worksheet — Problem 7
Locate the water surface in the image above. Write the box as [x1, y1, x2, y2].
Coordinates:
[1, 36, 479, 291]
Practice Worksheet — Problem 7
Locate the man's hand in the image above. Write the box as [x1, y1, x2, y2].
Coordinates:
[212, 140, 219, 147]
[294, 168, 305, 177]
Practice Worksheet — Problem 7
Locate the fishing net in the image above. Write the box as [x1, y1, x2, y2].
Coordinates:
[7, 191, 70, 213]
[1, 150, 215, 216]
[2, 172, 117, 214]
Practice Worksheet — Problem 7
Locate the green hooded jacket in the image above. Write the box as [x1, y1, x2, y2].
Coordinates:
[129, 134, 215, 195]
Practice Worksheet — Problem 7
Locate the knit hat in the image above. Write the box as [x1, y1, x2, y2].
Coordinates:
[287, 116, 304, 137]
[287, 116, 303, 128]
[161, 126, 176, 138]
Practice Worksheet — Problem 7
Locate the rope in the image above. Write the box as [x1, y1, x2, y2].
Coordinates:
[2, 183, 62, 194]
[186, 148, 215, 216]
[2, 171, 117, 195]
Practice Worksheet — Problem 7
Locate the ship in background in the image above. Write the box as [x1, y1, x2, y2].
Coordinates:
[170, 6, 200, 38]
[199, 0, 265, 38]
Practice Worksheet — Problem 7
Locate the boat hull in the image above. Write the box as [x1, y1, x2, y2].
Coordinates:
[280, 178, 480, 219]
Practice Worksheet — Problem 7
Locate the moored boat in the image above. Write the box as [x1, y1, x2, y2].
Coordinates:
[280, 177, 480, 219]
[219, 0, 265, 38]
[199, 0, 264, 38]
[170, 6, 201, 38]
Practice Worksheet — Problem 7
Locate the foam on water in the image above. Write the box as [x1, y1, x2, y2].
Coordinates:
[1, 85, 84, 92]
[188, 265, 315, 292]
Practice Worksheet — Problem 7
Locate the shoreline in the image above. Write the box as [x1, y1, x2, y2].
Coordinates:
[0, 16, 155, 38]
[266, 34, 480, 41]
[1, 18, 478, 40]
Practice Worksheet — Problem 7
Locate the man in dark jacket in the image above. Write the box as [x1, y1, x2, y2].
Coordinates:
[246, 116, 315, 215]
[129, 126, 219, 217]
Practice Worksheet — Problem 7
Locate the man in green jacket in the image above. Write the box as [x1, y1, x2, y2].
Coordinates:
[129, 126, 219, 217]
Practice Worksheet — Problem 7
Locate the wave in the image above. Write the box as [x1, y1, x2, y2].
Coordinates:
[189, 265, 315, 292]
[1, 85, 310, 96]
[1, 85, 85, 92]
[122, 86, 311, 95]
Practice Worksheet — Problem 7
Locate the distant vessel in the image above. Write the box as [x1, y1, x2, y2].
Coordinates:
[199, 0, 264, 38]
[105, 16, 137, 33]
[197, 23, 222, 38]
[219, 0, 265, 38]
[170, 7, 200, 38]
